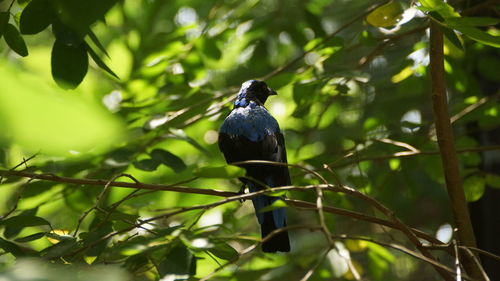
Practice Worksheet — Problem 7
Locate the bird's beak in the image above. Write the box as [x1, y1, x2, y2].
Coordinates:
[268, 87, 277, 95]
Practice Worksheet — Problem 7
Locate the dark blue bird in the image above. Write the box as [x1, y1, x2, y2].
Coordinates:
[218, 80, 291, 253]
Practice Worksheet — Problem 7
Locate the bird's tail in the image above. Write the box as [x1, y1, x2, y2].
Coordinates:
[249, 192, 290, 252]
[261, 210, 290, 253]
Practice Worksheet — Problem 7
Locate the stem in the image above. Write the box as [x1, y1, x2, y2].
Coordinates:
[429, 20, 484, 280]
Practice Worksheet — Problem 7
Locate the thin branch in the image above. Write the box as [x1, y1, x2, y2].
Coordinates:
[329, 145, 500, 168]
[285, 199, 444, 246]
[332, 234, 473, 281]
[0, 169, 238, 197]
[299, 247, 332, 281]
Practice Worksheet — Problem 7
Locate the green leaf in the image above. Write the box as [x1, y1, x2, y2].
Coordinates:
[441, 26, 464, 51]
[485, 174, 500, 189]
[455, 26, 500, 48]
[464, 176, 485, 202]
[0, 237, 25, 256]
[366, 1, 404, 28]
[51, 39, 89, 89]
[52, 0, 118, 37]
[4, 24, 28, 57]
[22, 181, 56, 198]
[157, 244, 196, 277]
[0, 12, 9, 39]
[208, 241, 239, 260]
[85, 41, 119, 78]
[194, 165, 245, 179]
[19, 0, 54, 34]
[41, 239, 78, 258]
[446, 17, 500, 27]
[0, 62, 124, 155]
[133, 158, 159, 171]
[151, 149, 187, 173]
[14, 232, 46, 242]
[259, 199, 287, 213]
[0, 215, 51, 227]
[88, 29, 110, 57]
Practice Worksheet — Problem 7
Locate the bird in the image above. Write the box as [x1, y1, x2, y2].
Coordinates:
[218, 80, 291, 253]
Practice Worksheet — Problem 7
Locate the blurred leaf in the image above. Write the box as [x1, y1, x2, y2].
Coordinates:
[463, 176, 485, 202]
[194, 165, 245, 179]
[151, 149, 187, 173]
[4, 24, 28, 57]
[22, 181, 56, 198]
[51, 39, 88, 88]
[485, 174, 500, 189]
[15, 232, 46, 242]
[208, 241, 239, 261]
[133, 159, 159, 171]
[0, 215, 51, 228]
[366, 1, 404, 28]
[0, 237, 25, 256]
[0, 12, 9, 38]
[157, 244, 196, 278]
[454, 26, 500, 48]
[259, 199, 287, 212]
[441, 26, 464, 51]
[41, 239, 78, 258]
[19, 0, 54, 34]
[53, 0, 118, 36]
[0, 62, 124, 155]
[446, 17, 500, 27]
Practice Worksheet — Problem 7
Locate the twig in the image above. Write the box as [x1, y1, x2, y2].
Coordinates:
[299, 247, 332, 281]
[73, 173, 128, 236]
[332, 234, 473, 281]
[329, 145, 500, 168]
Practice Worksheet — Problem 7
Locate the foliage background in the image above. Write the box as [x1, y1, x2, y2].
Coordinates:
[0, 0, 499, 280]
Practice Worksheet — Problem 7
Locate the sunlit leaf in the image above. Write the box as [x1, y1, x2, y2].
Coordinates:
[463, 176, 485, 202]
[366, 1, 404, 28]
[47, 229, 72, 244]
[259, 199, 287, 212]
[0, 62, 124, 155]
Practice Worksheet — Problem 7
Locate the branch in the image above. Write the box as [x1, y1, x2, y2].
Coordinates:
[429, 20, 484, 280]
[329, 145, 500, 168]
[0, 169, 237, 197]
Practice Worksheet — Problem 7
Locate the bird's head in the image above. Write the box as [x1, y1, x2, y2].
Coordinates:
[234, 80, 277, 107]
